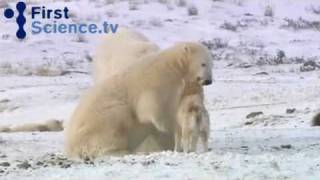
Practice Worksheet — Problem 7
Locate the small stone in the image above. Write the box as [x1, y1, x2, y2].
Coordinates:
[241, 64, 253, 68]
[0, 162, 10, 167]
[286, 108, 296, 114]
[48, 161, 56, 166]
[142, 160, 155, 166]
[36, 161, 44, 166]
[254, 72, 269, 75]
[17, 161, 31, 169]
[60, 164, 71, 169]
[271, 146, 281, 151]
[246, 112, 263, 119]
[280, 144, 292, 149]
[0, 99, 10, 103]
[85, 160, 94, 165]
[244, 121, 253, 125]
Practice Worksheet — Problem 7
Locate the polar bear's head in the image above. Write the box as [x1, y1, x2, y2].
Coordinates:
[179, 42, 213, 86]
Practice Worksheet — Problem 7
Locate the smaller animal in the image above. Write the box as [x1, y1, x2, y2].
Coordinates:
[0, 119, 63, 133]
[175, 84, 210, 153]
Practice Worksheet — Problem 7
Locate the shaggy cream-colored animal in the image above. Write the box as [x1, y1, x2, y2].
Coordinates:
[65, 42, 212, 159]
[175, 82, 210, 153]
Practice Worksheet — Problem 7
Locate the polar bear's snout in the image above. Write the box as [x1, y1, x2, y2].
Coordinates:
[197, 76, 212, 86]
[203, 79, 212, 85]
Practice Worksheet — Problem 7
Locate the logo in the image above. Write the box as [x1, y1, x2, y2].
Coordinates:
[4, 2, 27, 39]
[3, 1, 118, 40]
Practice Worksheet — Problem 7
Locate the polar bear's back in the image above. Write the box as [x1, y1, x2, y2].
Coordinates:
[93, 28, 160, 82]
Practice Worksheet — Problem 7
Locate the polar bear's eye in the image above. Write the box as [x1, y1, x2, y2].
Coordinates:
[201, 63, 206, 67]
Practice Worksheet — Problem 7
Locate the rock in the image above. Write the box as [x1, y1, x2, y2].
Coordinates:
[141, 160, 155, 166]
[84, 160, 94, 165]
[17, 161, 31, 169]
[271, 146, 281, 151]
[246, 112, 263, 119]
[239, 63, 253, 68]
[47, 161, 56, 166]
[0, 162, 10, 167]
[187, 5, 198, 16]
[286, 108, 296, 114]
[254, 72, 269, 75]
[0, 99, 10, 103]
[280, 144, 292, 149]
[244, 121, 253, 125]
[165, 162, 178, 166]
[60, 164, 71, 169]
[312, 113, 320, 126]
[36, 161, 44, 166]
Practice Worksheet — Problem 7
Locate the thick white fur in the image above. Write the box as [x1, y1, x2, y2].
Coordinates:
[92, 28, 212, 155]
[93, 28, 160, 82]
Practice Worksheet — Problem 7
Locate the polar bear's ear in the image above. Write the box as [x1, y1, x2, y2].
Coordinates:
[182, 42, 198, 55]
[176, 45, 189, 70]
[182, 43, 192, 55]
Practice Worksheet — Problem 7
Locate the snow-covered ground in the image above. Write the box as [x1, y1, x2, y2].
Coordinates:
[0, 0, 320, 179]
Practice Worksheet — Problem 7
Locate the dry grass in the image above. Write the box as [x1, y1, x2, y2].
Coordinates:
[282, 17, 320, 31]
[188, 4, 198, 16]
[264, 5, 274, 17]
[310, 5, 320, 15]
[176, 0, 187, 7]
[149, 18, 163, 27]
[220, 21, 238, 31]
[0, 60, 64, 77]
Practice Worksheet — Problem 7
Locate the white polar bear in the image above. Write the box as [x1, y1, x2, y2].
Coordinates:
[0, 119, 63, 133]
[93, 28, 160, 83]
[174, 82, 210, 153]
[65, 42, 212, 159]
[92, 28, 213, 155]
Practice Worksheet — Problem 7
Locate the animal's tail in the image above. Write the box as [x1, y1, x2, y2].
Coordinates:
[312, 113, 320, 126]
[0, 119, 63, 133]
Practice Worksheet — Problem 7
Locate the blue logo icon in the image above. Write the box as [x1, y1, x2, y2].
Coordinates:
[4, 2, 27, 39]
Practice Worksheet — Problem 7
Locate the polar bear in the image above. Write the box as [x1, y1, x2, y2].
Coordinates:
[65, 42, 212, 159]
[93, 28, 160, 83]
[174, 82, 210, 153]
[0, 119, 63, 133]
[92, 29, 213, 154]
